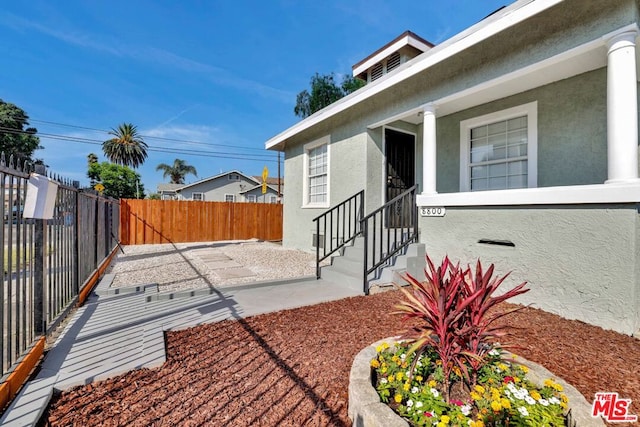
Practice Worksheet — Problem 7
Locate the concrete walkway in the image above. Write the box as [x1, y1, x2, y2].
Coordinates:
[1, 269, 361, 426]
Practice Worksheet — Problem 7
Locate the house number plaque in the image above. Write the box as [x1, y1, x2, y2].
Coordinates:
[420, 207, 446, 217]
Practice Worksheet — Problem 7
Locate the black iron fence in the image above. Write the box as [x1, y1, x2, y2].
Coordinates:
[1, 160, 119, 378]
[313, 190, 364, 279]
[361, 185, 418, 294]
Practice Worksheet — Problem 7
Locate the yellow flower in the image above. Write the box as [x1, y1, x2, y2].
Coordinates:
[487, 378, 494, 384]
[560, 394, 569, 403]
[382, 342, 389, 350]
[474, 385, 486, 394]
[388, 374, 395, 382]
[376, 345, 384, 353]
[501, 398, 511, 409]
[380, 366, 387, 374]
[453, 366, 461, 376]
[520, 365, 529, 373]
[553, 383, 564, 392]
[416, 375, 423, 382]
[437, 423, 446, 427]
[401, 361, 408, 368]
[544, 379, 554, 388]
[396, 371, 403, 381]
[391, 355, 400, 363]
[470, 421, 485, 427]
[490, 388, 500, 400]
[470, 391, 482, 401]
[530, 391, 541, 401]
[491, 400, 502, 411]
[440, 415, 450, 424]
[514, 377, 521, 383]
[394, 394, 402, 403]
[560, 402, 568, 410]
[403, 382, 410, 391]
[498, 363, 508, 371]
[428, 380, 437, 388]
[370, 359, 380, 368]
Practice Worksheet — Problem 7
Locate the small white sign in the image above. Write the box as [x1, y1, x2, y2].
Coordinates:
[23, 173, 58, 219]
[420, 207, 446, 217]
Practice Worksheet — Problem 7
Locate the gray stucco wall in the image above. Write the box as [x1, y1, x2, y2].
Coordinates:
[418, 205, 640, 335]
[436, 68, 608, 192]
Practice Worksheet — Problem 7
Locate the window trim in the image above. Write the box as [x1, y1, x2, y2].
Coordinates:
[269, 195, 277, 204]
[459, 101, 538, 192]
[246, 194, 256, 203]
[224, 194, 236, 202]
[302, 135, 330, 208]
[192, 192, 204, 201]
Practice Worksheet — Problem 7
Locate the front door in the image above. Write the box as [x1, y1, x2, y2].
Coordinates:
[385, 128, 415, 227]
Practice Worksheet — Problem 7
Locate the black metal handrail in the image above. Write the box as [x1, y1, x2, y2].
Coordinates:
[361, 185, 418, 294]
[313, 190, 364, 279]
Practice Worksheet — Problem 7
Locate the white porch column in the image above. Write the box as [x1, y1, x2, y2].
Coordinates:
[422, 104, 437, 194]
[606, 30, 639, 184]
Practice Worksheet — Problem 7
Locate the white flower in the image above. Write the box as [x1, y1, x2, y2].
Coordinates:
[548, 397, 560, 405]
[525, 396, 536, 405]
[400, 354, 406, 360]
[406, 371, 412, 378]
[415, 401, 423, 409]
[461, 404, 472, 416]
[380, 378, 388, 384]
[539, 398, 549, 406]
[411, 386, 419, 394]
[430, 388, 440, 397]
[504, 389, 512, 398]
[489, 349, 501, 356]
[407, 399, 414, 408]
[416, 361, 423, 367]
[518, 406, 529, 417]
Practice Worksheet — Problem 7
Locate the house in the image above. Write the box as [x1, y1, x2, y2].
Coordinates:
[266, 0, 640, 336]
[157, 170, 282, 202]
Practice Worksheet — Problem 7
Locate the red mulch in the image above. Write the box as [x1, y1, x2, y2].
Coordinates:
[43, 291, 640, 426]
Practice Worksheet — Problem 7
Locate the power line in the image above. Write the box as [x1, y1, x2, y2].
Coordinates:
[0, 126, 278, 162]
[0, 113, 272, 152]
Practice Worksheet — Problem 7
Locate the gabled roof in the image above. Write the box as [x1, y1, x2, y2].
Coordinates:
[239, 183, 281, 195]
[252, 176, 283, 186]
[351, 31, 433, 78]
[266, 0, 561, 151]
[157, 183, 183, 192]
[176, 170, 260, 191]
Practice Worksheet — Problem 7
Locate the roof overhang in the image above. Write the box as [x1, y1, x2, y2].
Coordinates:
[265, 0, 563, 151]
[367, 23, 640, 129]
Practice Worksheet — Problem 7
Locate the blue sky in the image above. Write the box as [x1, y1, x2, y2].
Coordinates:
[1, 0, 507, 195]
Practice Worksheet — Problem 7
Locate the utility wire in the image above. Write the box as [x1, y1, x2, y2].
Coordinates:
[0, 126, 277, 162]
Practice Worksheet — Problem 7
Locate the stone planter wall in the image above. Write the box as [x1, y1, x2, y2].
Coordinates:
[348, 338, 605, 427]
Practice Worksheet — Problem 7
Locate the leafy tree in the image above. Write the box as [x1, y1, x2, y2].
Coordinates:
[87, 161, 145, 199]
[0, 99, 42, 164]
[146, 192, 161, 200]
[87, 153, 99, 186]
[155, 158, 198, 184]
[102, 123, 148, 168]
[294, 73, 365, 118]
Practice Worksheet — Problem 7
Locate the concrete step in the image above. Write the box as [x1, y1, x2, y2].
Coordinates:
[320, 266, 363, 290]
[369, 243, 426, 289]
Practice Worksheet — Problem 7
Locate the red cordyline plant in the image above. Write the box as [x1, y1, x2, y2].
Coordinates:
[394, 255, 529, 402]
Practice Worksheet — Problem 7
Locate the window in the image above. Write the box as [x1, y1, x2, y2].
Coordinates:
[269, 195, 277, 204]
[460, 102, 537, 192]
[246, 195, 256, 203]
[303, 136, 330, 207]
[228, 173, 240, 181]
[225, 194, 236, 202]
[192, 192, 204, 201]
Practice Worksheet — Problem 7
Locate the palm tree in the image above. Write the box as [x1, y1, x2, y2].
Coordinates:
[102, 123, 148, 168]
[155, 158, 198, 184]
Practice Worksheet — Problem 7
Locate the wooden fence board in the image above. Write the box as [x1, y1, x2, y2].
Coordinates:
[119, 199, 283, 245]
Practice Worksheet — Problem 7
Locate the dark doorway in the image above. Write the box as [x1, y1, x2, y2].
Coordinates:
[385, 128, 415, 227]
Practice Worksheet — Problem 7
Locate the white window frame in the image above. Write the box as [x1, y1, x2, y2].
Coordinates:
[246, 195, 256, 203]
[302, 135, 330, 208]
[224, 194, 236, 202]
[192, 192, 204, 201]
[460, 101, 537, 192]
[269, 195, 277, 204]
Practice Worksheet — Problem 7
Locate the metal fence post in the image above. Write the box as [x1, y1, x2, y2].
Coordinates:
[72, 181, 80, 295]
[33, 165, 46, 335]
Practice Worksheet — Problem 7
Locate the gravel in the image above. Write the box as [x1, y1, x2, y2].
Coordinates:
[107, 239, 325, 292]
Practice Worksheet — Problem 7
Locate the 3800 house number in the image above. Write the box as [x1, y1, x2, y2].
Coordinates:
[420, 207, 446, 217]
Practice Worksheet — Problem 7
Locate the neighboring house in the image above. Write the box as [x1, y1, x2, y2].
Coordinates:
[157, 170, 282, 203]
[266, 0, 640, 336]
[157, 183, 182, 200]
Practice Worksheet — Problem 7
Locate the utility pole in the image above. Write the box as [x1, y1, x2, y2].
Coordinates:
[277, 151, 281, 202]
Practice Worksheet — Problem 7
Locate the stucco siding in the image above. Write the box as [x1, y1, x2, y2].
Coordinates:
[179, 175, 257, 202]
[418, 204, 640, 335]
[283, 129, 368, 251]
[436, 68, 608, 193]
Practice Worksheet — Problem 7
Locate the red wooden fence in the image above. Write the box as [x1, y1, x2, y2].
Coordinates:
[120, 199, 283, 245]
